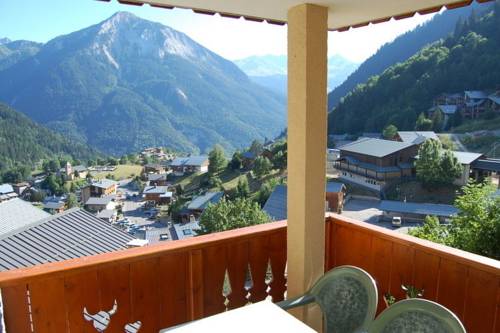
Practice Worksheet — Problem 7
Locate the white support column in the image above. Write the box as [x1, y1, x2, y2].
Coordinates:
[287, 3, 328, 331]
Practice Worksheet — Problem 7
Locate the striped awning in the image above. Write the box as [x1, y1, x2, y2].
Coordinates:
[96, 0, 494, 31]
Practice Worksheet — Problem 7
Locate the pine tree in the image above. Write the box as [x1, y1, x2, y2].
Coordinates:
[208, 145, 227, 175]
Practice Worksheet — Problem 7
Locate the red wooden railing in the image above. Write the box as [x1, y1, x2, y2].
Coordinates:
[0, 221, 287, 333]
[325, 214, 500, 333]
[0, 215, 499, 333]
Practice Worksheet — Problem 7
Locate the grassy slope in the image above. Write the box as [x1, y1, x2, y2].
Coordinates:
[91, 164, 143, 180]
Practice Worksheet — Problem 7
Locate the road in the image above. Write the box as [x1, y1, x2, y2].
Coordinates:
[116, 179, 173, 243]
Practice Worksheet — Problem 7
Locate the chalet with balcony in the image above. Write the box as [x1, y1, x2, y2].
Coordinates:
[464, 90, 489, 118]
[170, 155, 209, 176]
[42, 196, 66, 214]
[147, 173, 170, 186]
[84, 196, 116, 213]
[144, 163, 167, 174]
[81, 179, 118, 204]
[179, 191, 224, 222]
[335, 138, 418, 191]
[143, 185, 173, 205]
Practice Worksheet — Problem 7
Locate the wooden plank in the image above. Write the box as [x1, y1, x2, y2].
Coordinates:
[65, 270, 100, 333]
[268, 230, 287, 302]
[226, 240, 249, 309]
[248, 234, 270, 303]
[202, 245, 227, 316]
[389, 243, 415, 300]
[30, 277, 67, 332]
[158, 252, 189, 329]
[369, 236, 393, 313]
[188, 249, 204, 320]
[130, 257, 161, 333]
[437, 258, 467, 319]
[463, 268, 498, 333]
[413, 250, 440, 301]
[324, 219, 334, 270]
[333, 225, 352, 267]
[494, 284, 500, 333]
[1, 284, 32, 333]
[98, 263, 131, 332]
[333, 224, 374, 272]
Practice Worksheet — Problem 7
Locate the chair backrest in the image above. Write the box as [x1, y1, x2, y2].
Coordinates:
[368, 298, 466, 333]
[309, 265, 378, 333]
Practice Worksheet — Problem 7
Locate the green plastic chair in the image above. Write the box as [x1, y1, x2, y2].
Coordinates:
[368, 298, 466, 333]
[277, 265, 378, 333]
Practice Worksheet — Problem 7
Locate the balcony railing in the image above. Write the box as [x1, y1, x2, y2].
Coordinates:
[0, 215, 498, 333]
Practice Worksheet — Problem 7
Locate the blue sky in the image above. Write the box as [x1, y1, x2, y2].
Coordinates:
[0, 0, 437, 62]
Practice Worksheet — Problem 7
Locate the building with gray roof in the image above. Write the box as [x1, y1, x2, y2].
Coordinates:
[340, 138, 415, 158]
[171, 221, 200, 240]
[452, 151, 484, 165]
[380, 200, 458, 223]
[170, 155, 209, 175]
[0, 208, 135, 271]
[396, 131, 439, 145]
[0, 198, 50, 238]
[84, 196, 116, 212]
[91, 179, 117, 189]
[336, 138, 419, 191]
[263, 185, 287, 221]
[263, 182, 346, 221]
[187, 192, 224, 211]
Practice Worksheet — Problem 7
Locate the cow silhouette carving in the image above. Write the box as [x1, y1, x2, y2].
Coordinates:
[83, 300, 118, 332]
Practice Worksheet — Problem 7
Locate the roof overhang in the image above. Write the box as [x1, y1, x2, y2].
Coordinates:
[98, 0, 493, 31]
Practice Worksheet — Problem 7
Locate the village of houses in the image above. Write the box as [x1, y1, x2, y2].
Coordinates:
[0, 89, 499, 271]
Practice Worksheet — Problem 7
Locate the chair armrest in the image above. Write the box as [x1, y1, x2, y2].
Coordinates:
[276, 294, 315, 311]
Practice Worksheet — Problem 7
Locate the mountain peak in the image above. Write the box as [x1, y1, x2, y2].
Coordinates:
[107, 11, 138, 22]
[0, 37, 11, 45]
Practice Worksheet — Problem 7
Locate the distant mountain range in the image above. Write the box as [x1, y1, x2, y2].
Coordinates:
[328, 2, 500, 134]
[327, 3, 491, 111]
[0, 39, 41, 71]
[0, 12, 286, 155]
[0, 103, 99, 172]
[234, 54, 359, 96]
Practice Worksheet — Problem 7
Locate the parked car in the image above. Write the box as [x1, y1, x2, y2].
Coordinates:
[392, 216, 402, 226]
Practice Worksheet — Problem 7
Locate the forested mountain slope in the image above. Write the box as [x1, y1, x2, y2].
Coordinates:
[0, 103, 99, 172]
[328, 2, 500, 134]
[0, 12, 286, 155]
[327, 3, 490, 110]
